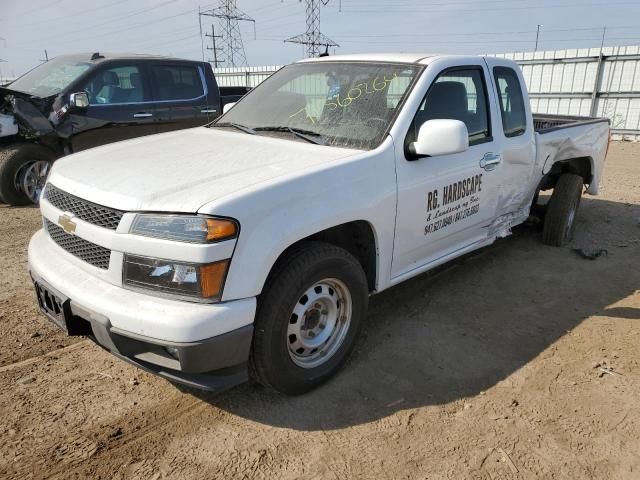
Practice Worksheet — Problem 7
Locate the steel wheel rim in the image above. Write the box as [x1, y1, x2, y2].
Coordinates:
[287, 278, 353, 369]
[17, 160, 50, 203]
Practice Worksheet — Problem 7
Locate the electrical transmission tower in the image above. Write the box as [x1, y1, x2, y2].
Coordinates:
[285, 0, 339, 58]
[200, 1, 255, 67]
[205, 25, 224, 67]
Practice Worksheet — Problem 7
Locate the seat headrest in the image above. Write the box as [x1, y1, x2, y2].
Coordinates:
[102, 70, 119, 86]
[155, 68, 175, 86]
[130, 72, 141, 89]
[427, 81, 468, 118]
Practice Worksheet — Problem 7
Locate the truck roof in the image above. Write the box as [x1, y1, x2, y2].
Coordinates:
[54, 52, 202, 65]
[296, 53, 494, 65]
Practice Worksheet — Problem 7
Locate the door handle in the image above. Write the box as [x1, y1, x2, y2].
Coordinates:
[133, 112, 153, 118]
[480, 152, 502, 170]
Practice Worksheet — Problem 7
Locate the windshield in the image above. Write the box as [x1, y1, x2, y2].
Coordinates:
[9, 56, 92, 97]
[213, 62, 420, 150]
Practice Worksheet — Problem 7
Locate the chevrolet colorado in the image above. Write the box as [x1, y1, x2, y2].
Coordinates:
[28, 54, 610, 395]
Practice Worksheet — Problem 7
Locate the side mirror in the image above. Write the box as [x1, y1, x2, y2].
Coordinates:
[223, 102, 236, 114]
[69, 91, 89, 109]
[410, 119, 469, 158]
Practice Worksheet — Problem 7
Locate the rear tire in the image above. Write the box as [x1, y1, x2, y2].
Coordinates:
[250, 242, 368, 395]
[0, 144, 55, 206]
[542, 173, 584, 246]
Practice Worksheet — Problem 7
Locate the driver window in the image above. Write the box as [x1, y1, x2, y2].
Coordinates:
[83, 66, 147, 105]
[409, 67, 491, 146]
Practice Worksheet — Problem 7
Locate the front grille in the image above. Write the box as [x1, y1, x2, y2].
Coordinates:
[45, 220, 111, 270]
[44, 184, 124, 230]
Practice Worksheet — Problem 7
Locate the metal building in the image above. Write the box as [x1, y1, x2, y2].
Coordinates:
[494, 45, 640, 139]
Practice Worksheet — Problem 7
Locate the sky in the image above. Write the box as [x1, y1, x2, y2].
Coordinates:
[1, 0, 640, 79]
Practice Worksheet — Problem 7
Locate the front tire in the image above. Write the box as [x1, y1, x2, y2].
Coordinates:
[0, 145, 55, 205]
[250, 242, 368, 395]
[542, 173, 584, 246]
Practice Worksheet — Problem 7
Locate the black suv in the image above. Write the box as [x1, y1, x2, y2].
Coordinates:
[0, 52, 245, 205]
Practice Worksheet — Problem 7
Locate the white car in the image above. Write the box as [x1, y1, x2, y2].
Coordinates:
[28, 53, 610, 395]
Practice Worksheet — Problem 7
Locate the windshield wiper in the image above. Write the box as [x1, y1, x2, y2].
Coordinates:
[255, 126, 324, 145]
[212, 122, 256, 135]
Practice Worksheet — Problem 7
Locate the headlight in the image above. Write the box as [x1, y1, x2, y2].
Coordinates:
[130, 214, 238, 243]
[123, 254, 229, 302]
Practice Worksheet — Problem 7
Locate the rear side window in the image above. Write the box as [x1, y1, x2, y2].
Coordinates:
[410, 67, 491, 146]
[150, 64, 204, 101]
[83, 65, 147, 105]
[494, 67, 527, 137]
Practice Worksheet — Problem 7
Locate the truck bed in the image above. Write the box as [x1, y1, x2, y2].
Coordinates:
[533, 114, 610, 195]
[533, 114, 609, 134]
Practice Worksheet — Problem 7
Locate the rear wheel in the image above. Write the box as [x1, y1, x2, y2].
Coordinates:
[542, 173, 584, 246]
[0, 145, 55, 205]
[250, 242, 368, 395]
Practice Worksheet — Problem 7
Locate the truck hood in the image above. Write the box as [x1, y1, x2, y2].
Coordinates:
[48, 127, 362, 212]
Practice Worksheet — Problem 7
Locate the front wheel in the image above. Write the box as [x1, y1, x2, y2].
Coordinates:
[0, 145, 55, 205]
[250, 242, 369, 395]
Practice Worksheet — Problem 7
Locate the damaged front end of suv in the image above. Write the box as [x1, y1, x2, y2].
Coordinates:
[0, 55, 89, 205]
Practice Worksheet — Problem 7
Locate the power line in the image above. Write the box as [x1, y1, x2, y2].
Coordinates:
[12, 0, 183, 46]
[2, 0, 130, 32]
[5, 0, 64, 19]
[341, 0, 640, 14]
[13, 4, 215, 48]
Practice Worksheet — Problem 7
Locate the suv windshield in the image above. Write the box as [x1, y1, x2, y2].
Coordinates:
[213, 62, 420, 150]
[9, 56, 92, 98]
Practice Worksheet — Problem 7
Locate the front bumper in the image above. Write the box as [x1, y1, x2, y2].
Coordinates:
[28, 229, 257, 391]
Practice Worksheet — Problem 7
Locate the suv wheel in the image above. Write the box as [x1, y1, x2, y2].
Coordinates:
[0, 145, 55, 205]
[250, 242, 368, 395]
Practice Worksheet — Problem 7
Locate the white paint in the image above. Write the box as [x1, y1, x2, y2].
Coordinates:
[29, 230, 256, 342]
[411, 120, 469, 157]
[29, 54, 610, 349]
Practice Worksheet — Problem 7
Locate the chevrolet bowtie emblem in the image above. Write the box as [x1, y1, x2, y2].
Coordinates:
[58, 214, 77, 234]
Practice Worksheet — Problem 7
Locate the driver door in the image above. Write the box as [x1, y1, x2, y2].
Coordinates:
[69, 63, 158, 152]
[391, 63, 504, 280]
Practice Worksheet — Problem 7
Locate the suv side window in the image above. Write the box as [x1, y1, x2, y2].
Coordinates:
[409, 67, 491, 147]
[493, 67, 527, 137]
[83, 65, 147, 105]
[150, 64, 204, 101]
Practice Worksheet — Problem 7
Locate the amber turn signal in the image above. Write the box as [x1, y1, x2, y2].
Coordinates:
[200, 260, 230, 298]
[205, 218, 238, 242]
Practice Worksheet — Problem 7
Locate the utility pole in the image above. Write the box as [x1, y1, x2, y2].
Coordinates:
[534, 24, 541, 52]
[0, 58, 6, 86]
[599, 25, 607, 52]
[206, 24, 224, 67]
[591, 26, 608, 118]
[199, 1, 255, 67]
[285, 0, 339, 58]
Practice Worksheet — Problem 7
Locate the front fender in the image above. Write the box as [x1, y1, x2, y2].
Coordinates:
[199, 141, 398, 301]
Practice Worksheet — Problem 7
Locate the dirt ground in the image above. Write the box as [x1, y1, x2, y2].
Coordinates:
[1, 142, 639, 480]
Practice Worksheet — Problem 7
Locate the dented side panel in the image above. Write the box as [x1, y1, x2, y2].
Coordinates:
[535, 120, 610, 195]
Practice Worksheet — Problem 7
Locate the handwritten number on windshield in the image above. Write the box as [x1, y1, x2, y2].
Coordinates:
[290, 73, 398, 119]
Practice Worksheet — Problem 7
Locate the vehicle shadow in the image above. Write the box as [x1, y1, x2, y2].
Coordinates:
[186, 197, 640, 431]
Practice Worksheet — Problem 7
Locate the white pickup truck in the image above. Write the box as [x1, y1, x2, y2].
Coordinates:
[28, 53, 610, 395]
